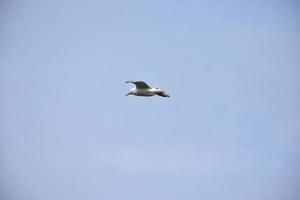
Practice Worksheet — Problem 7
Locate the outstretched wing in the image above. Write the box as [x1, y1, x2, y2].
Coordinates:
[156, 91, 170, 97]
[125, 81, 151, 89]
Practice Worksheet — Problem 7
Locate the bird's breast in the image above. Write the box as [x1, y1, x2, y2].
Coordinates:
[133, 88, 155, 96]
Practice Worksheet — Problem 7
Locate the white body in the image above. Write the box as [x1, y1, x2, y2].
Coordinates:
[129, 88, 162, 96]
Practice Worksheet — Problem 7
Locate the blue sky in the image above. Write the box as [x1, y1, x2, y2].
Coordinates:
[1, 0, 300, 200]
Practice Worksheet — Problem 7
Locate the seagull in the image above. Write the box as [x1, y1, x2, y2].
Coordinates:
[125, 81, 170, 97]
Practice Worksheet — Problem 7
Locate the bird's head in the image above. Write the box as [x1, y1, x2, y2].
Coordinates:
[125, 91, 133, 96]
[125, 88, 134, 96]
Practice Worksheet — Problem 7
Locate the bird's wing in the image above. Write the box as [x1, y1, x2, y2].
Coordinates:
[156, 91, 170, 97]
[125, 81, 151, 89]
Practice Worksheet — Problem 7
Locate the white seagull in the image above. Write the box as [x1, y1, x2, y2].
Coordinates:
[125, 80, 170, 97]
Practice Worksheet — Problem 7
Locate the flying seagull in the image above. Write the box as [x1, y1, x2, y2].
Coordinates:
[125, 81, 170, 97]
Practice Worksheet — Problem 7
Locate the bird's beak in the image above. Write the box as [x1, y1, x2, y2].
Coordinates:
[125, 92, 131, 96]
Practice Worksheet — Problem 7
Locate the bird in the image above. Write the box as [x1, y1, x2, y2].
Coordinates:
[125, 80, 170, 97]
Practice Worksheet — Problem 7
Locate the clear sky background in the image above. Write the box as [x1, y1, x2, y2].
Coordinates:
[1, 0, 300, 200]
